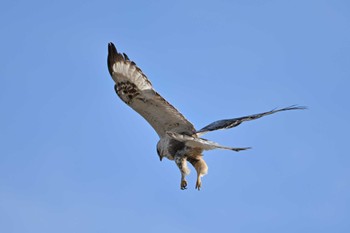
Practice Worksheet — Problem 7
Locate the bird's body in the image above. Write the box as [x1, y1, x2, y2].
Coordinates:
[107, 42, 305, 190]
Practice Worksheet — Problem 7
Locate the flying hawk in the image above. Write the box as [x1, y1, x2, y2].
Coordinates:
[107, 42, 305, 190]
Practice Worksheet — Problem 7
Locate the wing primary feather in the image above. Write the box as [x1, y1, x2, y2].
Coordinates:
[196, 105, 307, 135]
[108, 42, 125, 76]
[123, 53, 130, 61]
[107, 43, 118, 76]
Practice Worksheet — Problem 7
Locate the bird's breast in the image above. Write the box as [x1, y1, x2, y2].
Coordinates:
[158, 137, 187, 160]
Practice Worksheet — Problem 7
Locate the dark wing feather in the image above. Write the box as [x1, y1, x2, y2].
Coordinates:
[107, 42, 195, 137]
[196, 105, 307, 135]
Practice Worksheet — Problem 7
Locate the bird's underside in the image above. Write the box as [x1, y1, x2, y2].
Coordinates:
[107, 42, 306, 190]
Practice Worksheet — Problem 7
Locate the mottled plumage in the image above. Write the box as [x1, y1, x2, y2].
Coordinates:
[107, 42, 306, 190]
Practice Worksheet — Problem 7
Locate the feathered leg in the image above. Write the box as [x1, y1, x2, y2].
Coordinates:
[188, 157, 208, 190]
[174, 155, 190, 190]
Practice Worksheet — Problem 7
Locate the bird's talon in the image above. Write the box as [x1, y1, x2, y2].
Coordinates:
[181, 180, 187, 190]
[195, 181, 202, 190]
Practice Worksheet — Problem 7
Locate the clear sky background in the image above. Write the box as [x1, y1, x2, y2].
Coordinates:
[1, 0, 349, 232]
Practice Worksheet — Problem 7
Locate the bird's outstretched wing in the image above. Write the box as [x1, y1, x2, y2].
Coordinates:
[196, 105, 307, 135]
[167, 132, 250, 152]
[107, 42, 195, 137]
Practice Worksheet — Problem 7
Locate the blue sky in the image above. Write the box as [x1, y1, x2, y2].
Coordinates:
[1, 0, 349, 232]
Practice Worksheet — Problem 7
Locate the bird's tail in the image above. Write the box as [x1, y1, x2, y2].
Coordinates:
[166, 131, 250, 152]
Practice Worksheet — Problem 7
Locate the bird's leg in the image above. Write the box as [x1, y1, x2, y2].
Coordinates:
[188, 157, 208, 190]
[174, 155, 190, 190]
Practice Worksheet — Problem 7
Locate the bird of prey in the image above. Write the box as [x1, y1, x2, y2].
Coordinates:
[107, 42, 305, 190]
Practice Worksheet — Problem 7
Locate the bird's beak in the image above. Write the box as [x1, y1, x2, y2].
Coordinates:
[159, 157, 163, 162]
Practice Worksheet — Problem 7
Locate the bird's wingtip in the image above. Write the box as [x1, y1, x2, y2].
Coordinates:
[107, 42, 119, 75]
[108, 42, 117, 55]
[286, 105, 308, 111]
